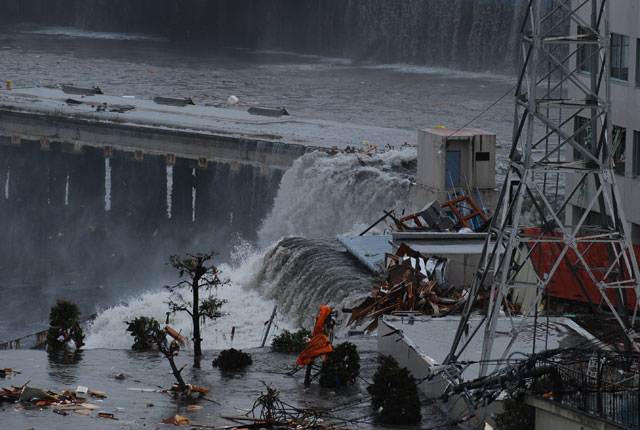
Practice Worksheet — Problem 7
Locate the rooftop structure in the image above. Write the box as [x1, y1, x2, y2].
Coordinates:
[415, 128, 497, 210]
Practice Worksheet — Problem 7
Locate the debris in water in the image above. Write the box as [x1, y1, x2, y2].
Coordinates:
[162, 414, 190, 425]
[97, 411, 117, 419]
[247, 106, 289, 117]
[0, 368, 20, 378]
[222, 381, 352, 429]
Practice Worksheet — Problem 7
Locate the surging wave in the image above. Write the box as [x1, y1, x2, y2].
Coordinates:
[84, 246, 292, 350]
[85, 148, 418, 349]
[257, 148, 417, 247]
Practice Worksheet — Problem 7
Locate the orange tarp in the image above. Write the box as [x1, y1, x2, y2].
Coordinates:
[296, 306, 333, 367]
[312, 306, 332, 336]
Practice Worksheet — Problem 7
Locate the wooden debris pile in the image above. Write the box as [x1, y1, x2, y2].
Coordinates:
[347, 243, 467, 331]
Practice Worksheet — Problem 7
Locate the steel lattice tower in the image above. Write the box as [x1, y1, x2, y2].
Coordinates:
[446, 0, 640, 379]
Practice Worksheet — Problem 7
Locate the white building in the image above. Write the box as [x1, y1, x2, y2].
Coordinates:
[567, 1, 640, 243]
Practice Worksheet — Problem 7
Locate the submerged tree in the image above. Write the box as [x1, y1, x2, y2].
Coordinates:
[46, 299, 84, 353]
[126, 316, 163, 351]
[319, 342, 360, 388]
[166, 252, 229, 357]
[126, 316, 188, 392]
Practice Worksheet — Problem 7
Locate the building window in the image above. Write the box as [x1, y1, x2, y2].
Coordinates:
[612, 125, 626, 175]
[610, 33, 629, 81]
[634, 131, 640, 178]
[636, 39, 640, 87]
[573, 117, 625, 175]
[573, 116, 592, 160]
[577, 26, 595, 74]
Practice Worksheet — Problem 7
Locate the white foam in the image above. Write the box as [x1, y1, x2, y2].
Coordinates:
[23, 27, 167, 42]
[257, 148, 417, 246]
[362, 63, 515, 82]
[84, 246, 293, 350]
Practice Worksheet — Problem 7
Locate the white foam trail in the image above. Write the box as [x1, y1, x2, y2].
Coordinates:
[257, 148, 417, 246]
[23, 27, 167, 42]
[84, 246, 293, 350]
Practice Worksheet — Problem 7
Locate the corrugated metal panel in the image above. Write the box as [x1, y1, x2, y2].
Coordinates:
[524, 228, 640, 309]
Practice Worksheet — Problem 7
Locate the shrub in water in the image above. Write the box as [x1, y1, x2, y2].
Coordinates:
[46, 299, 84, 352]
[368, 355, 421, 424]
[271, 328, 312, 353]
[126, 316, 163, 351]
[212, 348, 253, 370]
[319, 342, 360, 388]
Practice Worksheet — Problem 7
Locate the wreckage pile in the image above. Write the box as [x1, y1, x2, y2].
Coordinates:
[347, 242, 467, 331]
[390, 196, 489, 233]
[348, 197, 490, 330]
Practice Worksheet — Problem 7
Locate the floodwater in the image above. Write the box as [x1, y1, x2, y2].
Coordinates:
[0, 24, 519, 429]
[0, 336, 454, 429]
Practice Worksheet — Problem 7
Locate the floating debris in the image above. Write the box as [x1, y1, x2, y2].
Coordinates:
[247, 106, 289, 117]
[153, 96, 195, 107]
[0, 368, 20, 378]
[222, 381, 351, 429]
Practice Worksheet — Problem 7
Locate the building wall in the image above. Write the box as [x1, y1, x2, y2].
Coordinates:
[567, 0, 640, 233]
[524, 395, 627, 430]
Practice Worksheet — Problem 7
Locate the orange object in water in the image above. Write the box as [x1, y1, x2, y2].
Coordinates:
[312, 305, 332, 336]
[165, 325, 189, 346]
[296, 306, 334, 367]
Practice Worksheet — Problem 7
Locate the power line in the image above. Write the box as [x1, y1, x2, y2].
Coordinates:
[446, 83, 516, 138]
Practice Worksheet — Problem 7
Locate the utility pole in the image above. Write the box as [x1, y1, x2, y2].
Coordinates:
[446, 0, 640, 385]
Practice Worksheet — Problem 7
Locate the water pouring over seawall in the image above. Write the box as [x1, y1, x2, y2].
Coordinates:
[250, 237, 379, 330]
[258, 149, 418, 246]
[84, 148, 419, 348]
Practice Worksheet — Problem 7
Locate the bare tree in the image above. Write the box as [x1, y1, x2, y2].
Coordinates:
[166, 252, 228, 357]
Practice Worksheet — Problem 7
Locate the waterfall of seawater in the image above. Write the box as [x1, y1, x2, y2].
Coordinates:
[85, 148, 417, 349]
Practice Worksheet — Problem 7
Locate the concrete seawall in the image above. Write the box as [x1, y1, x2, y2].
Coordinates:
[0, 108, 311, 170]
[0, 87, 413, 171]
